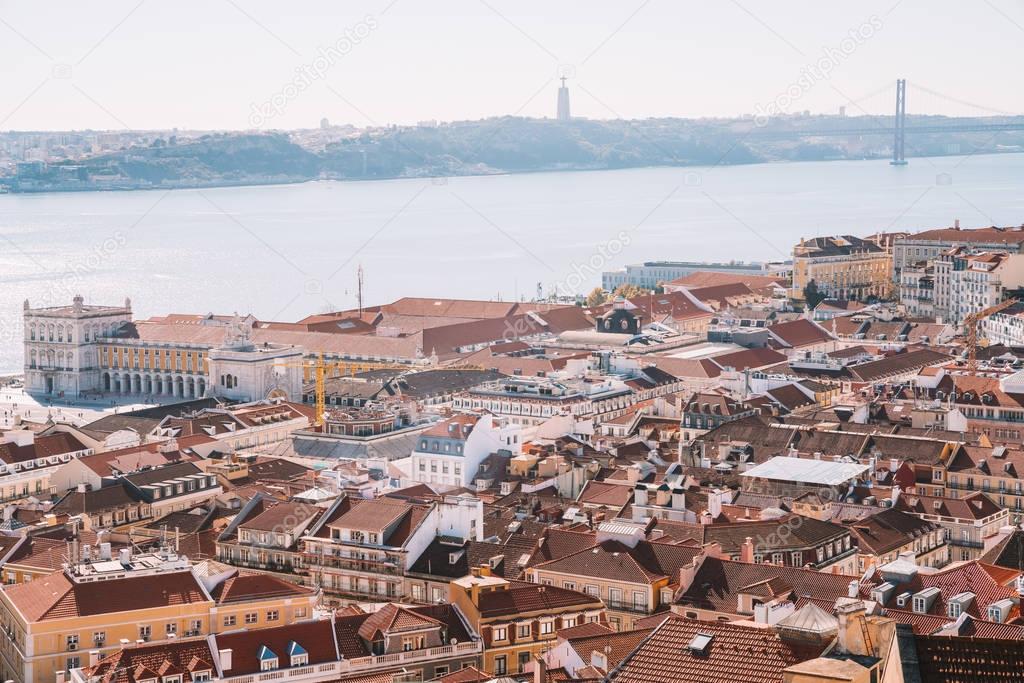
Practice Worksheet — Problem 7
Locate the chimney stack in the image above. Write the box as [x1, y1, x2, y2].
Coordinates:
[219, 649, 233, 672]
[741, 537, 754, 563]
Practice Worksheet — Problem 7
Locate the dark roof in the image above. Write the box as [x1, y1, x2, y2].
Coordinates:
[914, 633, 1024, 682]
[844, 507, 942, 556]
[476, 584, 603, 618]
[4, 569, 209, 621]
[85, 637, 216, 683]
[409, 539, 513, 579]
[676, 557, 867, 615]
[610, 616, 821, 683]
[215, 619, 338, 676]
[209, 573, 314, 604]
[980, 528, 1024, 570]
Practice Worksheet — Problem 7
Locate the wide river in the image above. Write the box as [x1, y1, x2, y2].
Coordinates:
[1, 153, 1022, 373]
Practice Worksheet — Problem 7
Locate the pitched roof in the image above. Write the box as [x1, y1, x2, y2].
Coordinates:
[844, 508, 942, 556]
[610, 616, 821, 683]
[534, 540, 702, 587]
[85, 638, 216, 683]
[768, 319, 833, 348]
[3, 569, 209, 621]
[475, 584, 603, 618]
[215, 619, 338, 676]
[567, 627, 655, 671]
[913, 633, 1024, 681]
[209, 573, 314, 604]
[676, 558, 866, 615]
[356, 603, 441, 640]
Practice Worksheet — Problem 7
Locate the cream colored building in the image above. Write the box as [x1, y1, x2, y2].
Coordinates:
[792, 235, 892, 302]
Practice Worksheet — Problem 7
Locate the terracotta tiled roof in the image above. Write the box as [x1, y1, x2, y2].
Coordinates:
[566, 628, 654, 670]
[327, 498, 416, 534]
[710, 348, 788, 372]
[905, 225, 1024, 244]
[209, 572, 314, 604]
[476, 584, 603, 618]
[669, 271, 787, 289]
[844, 508, 942, 556]
[3, 569, 209, 622]
[215, 619, 338, 676]
[85, 638, 216, 683]
[0, 432, 88, 464]
[885, 608, 1024, 637]
[675, 558, 867, 616]
[556, 621, 615, 639]
[577, 481, 633, 508]
[871, 561, 1021, 621]
[356, 603, 441, 640]
[610, 616, 821, 683]
[534, 540, 702, 588]
[238, 501, 320, 532]
[914, 632, 1024, 681]
[767, 319, 833, 349]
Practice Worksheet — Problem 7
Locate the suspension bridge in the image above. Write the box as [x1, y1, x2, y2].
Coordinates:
[746, 79, 1024, 165]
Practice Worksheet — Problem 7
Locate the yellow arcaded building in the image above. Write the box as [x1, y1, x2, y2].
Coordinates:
[792, 235, 892, 303]
[0, 549, 316, 683]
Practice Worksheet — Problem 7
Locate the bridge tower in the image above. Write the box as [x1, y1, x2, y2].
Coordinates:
[891, 79, 908, 165]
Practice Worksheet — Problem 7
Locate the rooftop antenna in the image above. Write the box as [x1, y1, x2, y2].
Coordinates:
[357, 264, 365, 316]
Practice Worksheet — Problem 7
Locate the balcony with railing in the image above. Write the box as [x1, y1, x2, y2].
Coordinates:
[99, 641, 481, 683]
[304, 551, 402, 576]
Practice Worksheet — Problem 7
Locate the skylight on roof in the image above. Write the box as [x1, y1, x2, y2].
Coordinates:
[688, 632, 714, 655]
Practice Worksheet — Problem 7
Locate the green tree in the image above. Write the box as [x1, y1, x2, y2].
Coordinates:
[586, 287, 607, 308]
[803, 279, 826, 309]
[612, 283, 648, 299]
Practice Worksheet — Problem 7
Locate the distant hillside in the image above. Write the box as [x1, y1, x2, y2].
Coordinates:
[5, 114, 1024, 192]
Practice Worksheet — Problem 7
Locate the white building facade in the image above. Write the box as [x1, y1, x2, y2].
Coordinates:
[23, 295, 132, 397]
[409, 413, 523, 489]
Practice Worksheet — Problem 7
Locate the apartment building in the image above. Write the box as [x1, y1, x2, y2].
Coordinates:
[0, 548, 312, 683]
[894, 492, 1008, 563]
[942, 251, 1024, 326]
[72, 603, 481, 683]
[449, 571, 605, 677]
[791, 235, 891, 302]
[408, 413, 522, 489]
[215, 497, 323, 575]
[893, 223, 1024, 281]
[525, 521, 703, 631]
[302, 493, 483, 602]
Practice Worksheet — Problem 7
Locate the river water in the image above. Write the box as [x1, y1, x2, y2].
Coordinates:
[1, 152, 1022, 373]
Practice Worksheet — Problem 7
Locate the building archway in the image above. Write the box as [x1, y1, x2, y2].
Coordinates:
[102, 372, 111, 392]
[174, 376, 184, 397]
[197, 378, 206, 397]
[186, 377, 196, 398]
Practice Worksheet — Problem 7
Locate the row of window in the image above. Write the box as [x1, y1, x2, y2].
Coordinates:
[417, 459, 462, 476]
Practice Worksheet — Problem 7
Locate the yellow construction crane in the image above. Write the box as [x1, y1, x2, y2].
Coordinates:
[273, 353, 342, 428]
[964, 298, 1018, 374]
[274, 353, 409, 428]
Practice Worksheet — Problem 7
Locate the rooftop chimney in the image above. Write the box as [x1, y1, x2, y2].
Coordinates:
[219, 649, 233, 672]
[741, 537, 754, 563]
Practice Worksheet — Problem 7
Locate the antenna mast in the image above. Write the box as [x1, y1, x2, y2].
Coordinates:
[357, 264, 365, 316]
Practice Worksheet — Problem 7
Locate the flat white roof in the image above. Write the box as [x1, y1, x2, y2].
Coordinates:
[740, 456, 868, 486]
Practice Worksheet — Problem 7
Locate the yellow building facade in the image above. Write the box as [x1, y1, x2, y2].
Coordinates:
[792, 235, 893, 302]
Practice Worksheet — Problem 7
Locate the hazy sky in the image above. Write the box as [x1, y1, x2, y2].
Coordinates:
[2, 0, 1022, 131]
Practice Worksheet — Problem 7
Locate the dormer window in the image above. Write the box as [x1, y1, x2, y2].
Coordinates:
[163, 676, 181, 683]
[258, 646, 278, 671]
[287, 641, 308, 667]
